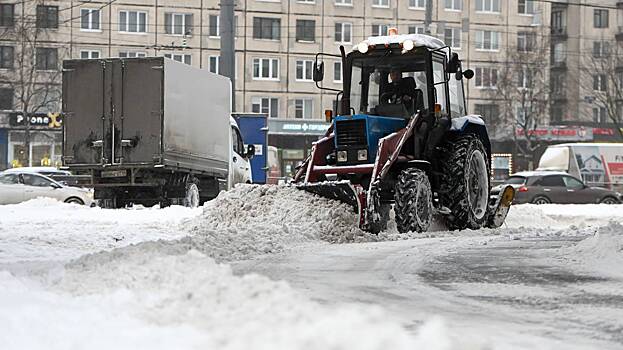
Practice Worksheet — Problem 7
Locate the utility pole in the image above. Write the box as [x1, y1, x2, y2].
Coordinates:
[424, 0, 433, 35]
[220, 0, 236, 112]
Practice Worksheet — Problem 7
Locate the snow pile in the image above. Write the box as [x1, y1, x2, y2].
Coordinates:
[505, 204, 623, 230]
[0, 198, 199, 263]
[183, 185, 365, 260]
[0, 245, 465, 350]
[558, 221, 623, 279]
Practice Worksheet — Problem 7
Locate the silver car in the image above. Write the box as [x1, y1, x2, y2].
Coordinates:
[0, 172, 95, 206]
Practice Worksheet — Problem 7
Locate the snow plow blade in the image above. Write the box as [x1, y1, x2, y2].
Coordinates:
[296, 181, 361, 214]
[486, 185, 515, 229]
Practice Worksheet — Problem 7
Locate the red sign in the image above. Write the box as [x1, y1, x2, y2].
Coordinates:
[593, 128, 615, 136]
[608, 163, 623, 176]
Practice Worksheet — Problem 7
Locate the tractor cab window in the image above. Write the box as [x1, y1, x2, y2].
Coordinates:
[448, 70, 467, 117]
[349, 54, 429, 118]
[432, 60, 449, 117]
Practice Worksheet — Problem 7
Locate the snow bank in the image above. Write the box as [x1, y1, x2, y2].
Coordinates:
[0, 245, 465, 350]
[505, 204, 623, 229]
[0, 198, 199, 263]
[558, 221, 623, 279]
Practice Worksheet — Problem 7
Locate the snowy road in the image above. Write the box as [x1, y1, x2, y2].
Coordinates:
[235, 234, 623, 349]
[0, 186, 622, 350]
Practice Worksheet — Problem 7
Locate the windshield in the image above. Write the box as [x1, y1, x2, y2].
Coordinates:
[349, 53, 429, 117]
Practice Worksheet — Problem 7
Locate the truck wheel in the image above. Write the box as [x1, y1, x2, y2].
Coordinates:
[439, 135, 490, 230]
[184, 183, 200, 208]
[394, 168, 432, 233]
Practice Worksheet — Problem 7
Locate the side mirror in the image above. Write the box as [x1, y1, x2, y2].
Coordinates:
[246, 144, 256, 159]
[463, 69, 475, 80]
[313, 61, 324, 82]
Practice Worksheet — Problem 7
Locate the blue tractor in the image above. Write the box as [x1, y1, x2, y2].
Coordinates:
[294, 33, 514, 233]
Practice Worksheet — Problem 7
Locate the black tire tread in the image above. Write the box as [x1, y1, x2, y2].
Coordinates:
[394, 168, 432, 233]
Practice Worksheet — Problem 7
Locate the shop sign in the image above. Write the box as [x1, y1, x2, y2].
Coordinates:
[268, 119, 330, 136]
[9, 112, 63, 129]
[516, 126, 593, 141]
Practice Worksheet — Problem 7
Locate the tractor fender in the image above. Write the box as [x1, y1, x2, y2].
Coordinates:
[449, 115, 492, 159]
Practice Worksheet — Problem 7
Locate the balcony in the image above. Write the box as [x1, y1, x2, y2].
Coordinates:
[551, 26, 568, 40]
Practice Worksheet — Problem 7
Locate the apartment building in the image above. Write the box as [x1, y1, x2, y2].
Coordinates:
[550, 0, 623, 130]
[0, 0, 555, 171]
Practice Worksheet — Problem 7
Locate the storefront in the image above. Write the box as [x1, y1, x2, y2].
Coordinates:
[7, 112, 63, 168]
[267, 119, 330, 180]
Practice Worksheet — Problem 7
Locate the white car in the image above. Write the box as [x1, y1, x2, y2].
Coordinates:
[0, 172, 95, 206]
[2, 167, 72, 177]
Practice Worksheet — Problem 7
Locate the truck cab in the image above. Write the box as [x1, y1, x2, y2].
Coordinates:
[229, 117, 253, 186]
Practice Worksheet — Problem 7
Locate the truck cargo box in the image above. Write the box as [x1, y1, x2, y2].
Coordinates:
[62, 57, 230, 179]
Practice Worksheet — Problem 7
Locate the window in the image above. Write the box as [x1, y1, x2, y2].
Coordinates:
[594, 9, 608, 28]
[335, 22, 352, 43]
[22, 174, 53, 187]
[335, 0, 352, 5]
[372, 24, 389, 37]
[593, 107, 607, 123]
[373, 0, 389, 8]
[515, 107, 531, 126]
[80, 50, 100, 59]
[518, 0, 534, 15]
[252, 97, 279, 118]
[474, 104, 499, 119]
[0, 173, 19, 184]
[36, 48, 58, 70]
[475, 0, 500, 13]
[119, 11, 147, 33]
[0, 4, 14, 27]
[164, 53, 192, 65]
[408, 25, 425, 34]
[0, 46, 13, 69]
[551, 105, 564, 123]
[253, 17, 281, 40]
[37, 5, 58, 29]
[295, 99, 313, 119]
[296, 20, 315, 42]
[296, 60, 313, 81]
[209, 56, 219, 74]
[444, 27, 461, 49]
[209, 15, 219, 37]
[253, 58, 279, 80]
[553, 42, 566, 63]
[0, 88, 13, 110]
[475, 30, 500, 51]
[551, 10, 565, 33]
[593, 41, 610, 58]
[298, 0, 315, 3]
[119, 51, 146, 58]
[444, 0, 461, 11]
[552, 73, 565, 96]
[409, 0, 427, 9]
[593, 74, 607, 91]
[80, 9, 100, 31]
[563, 176, 583, 189]
[475, 67, 497, 88]
[165, 13, 193, 35]
[517, 67, 532, 89]
[537, 175, 564, 187]
[517, 32, 536, 52]
[333, 61, 342, 82]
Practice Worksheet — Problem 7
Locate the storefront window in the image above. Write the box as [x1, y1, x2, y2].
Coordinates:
[12, 144, 27, 168]
[32, 144, 52, 166]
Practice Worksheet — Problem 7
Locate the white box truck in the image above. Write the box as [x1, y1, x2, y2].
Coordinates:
[62, 57, 253, 208]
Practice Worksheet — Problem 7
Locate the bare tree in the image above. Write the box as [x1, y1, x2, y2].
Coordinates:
[487, 32, 551, 166]
[581, 42, 623, 140]
[0, 0, 63, 166]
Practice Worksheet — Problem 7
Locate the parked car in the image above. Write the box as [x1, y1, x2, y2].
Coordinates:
[491, 171, 622, 205]
[2, 167, 71, 177]
[0, 172, 95, 206]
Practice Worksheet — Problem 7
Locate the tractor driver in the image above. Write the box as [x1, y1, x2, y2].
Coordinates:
[381, 70, 420, 115]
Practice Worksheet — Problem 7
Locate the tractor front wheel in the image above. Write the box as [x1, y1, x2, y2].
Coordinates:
[394, 168, 433, 233]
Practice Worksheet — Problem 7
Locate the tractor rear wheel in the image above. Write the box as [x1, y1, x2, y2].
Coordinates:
[439, 135, 490, 230]
[394, 168, 433, 233]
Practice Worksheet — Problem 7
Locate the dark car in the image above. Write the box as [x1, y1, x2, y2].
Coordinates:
[492, 171, 622, 204]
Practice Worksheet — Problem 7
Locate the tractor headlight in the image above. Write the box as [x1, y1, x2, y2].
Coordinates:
[337, 151, 348, 162]
[357, 149, 368, 161]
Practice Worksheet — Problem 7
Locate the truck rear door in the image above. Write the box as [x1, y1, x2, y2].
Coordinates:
[63, 58, 163, 166]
